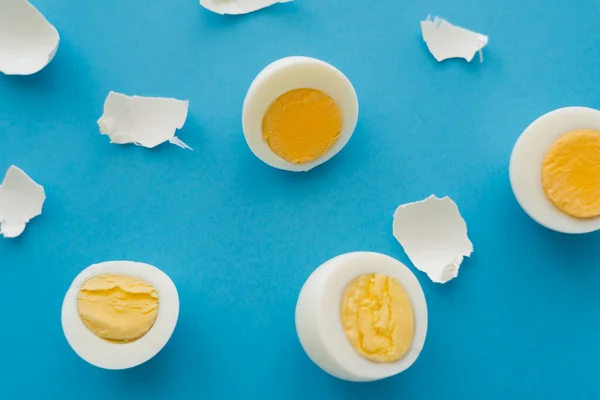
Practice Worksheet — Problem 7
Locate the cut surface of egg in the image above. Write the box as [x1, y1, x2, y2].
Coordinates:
[295, 252, 427, 382]
[62, 261, 179, 370]
[510, 107, 600, 234]
[242, 56, 359, 172]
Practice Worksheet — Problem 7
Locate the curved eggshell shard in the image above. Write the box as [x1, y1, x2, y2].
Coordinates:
[393, 195, 473, 284]
[97, 91, 191, 149]
[200, 0, 292, 15]
[0, 0, 60, 75]
[0, 166, 46, 238]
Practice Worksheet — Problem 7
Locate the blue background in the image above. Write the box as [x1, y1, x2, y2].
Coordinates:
[2, 0, 600, 398]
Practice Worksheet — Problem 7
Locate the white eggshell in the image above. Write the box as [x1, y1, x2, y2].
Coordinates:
[200, 0, 292, 15]
[0, 165, 45, 238]
[97, 91, 191, 149]
[509, 107, 600, 234]
[295, 252, 428, 382]
[242, 56, 359, 172]
[61, 261, 179, 370]
[0, 0, 60, 75]
[420, 15, 488, 63]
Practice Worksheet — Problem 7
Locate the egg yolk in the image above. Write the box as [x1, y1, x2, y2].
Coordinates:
[261, 88, 343, 165]
[542, 129, 600, 218]
[340, 274, 415, 363]
[77, 274, 159, 343]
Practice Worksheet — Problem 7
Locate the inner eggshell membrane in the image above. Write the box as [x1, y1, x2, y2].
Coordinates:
[340, 273, 415, 363]
[261, 88, 343, 164]
[77, 274, 159, 343]
[542, 129, 600, 219]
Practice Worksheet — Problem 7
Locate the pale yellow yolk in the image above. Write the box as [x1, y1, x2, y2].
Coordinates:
[340, 274, 415, 363]
[261, 88, 343, 164]
[542, 129, 600, 219]
[77, 274, 159, 343]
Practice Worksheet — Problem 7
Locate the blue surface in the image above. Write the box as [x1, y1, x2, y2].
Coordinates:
[2, 0, 600, 399]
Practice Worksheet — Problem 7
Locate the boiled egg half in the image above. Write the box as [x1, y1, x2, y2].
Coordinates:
[61, 261, 179, 370]
[242, 56, 359, 172]
[295, 252, 428, 382]
[510, 107, 600, 233]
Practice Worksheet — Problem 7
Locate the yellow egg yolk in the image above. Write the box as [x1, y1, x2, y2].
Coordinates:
[77, 274, 159, 343]
[261, 88, 343, 165]
[340, 274, 415, 363]
[542, 129, 600, 218]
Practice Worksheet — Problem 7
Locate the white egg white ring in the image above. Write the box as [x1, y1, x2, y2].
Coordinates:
[61, 261, 179, 370]
[242, 56, 359, 172]
[509, 107, 600, 234]
[295, 252, 428, 382]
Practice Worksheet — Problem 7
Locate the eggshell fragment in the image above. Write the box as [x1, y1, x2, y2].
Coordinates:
[393, 195, 473, 283]
[200, 0, 292, 15]
[0, 166, 45, 238]
[0, 0, 59, 75]
[421, 15, 488, 62]
[97, 91, 191, 149]
[61, 261, 180, 370]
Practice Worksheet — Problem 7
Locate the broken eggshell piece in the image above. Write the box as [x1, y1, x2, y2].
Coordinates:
[200, 0, 292, 15]
[98, 91, 191, 149]
[0, 0, 59, 75]
[0, 166, 45, 238]
[393, 195, 473, 284]
[420, 15, 488, 63]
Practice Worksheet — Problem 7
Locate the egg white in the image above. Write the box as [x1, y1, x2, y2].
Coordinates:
[295, 252, 428, 382]
[509, 107, 600, 234]
[61, 261, 179, 370]
[242, 56, 359, 172]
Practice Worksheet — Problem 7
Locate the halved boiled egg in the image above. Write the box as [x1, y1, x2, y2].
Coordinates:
[242, 56, 359, 172]
[509, 107, 600, 233]
[295, 252, 428, 382]
[61, 261, 179, 370]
